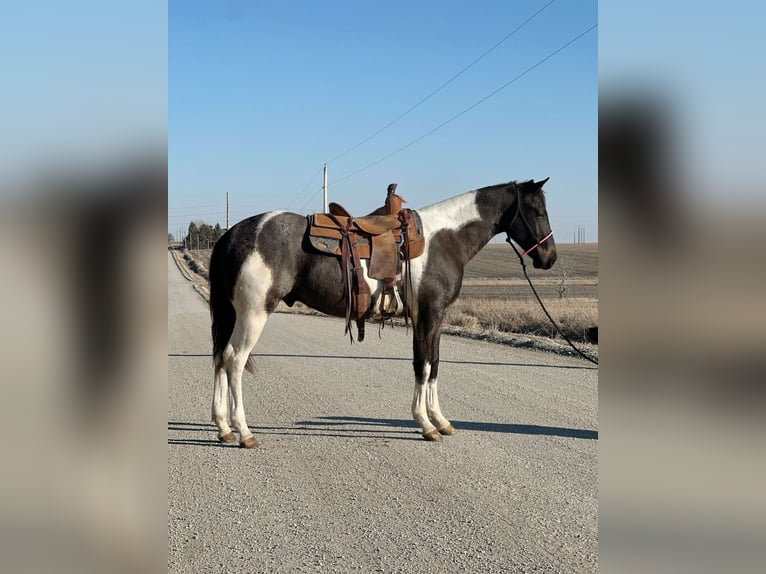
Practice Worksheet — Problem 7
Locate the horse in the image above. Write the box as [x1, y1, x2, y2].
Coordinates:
[208, 179, 557, 447]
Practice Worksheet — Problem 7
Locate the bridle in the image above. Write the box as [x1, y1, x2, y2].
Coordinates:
[505, 186, 554, 264]
[503, 184, 598, 366]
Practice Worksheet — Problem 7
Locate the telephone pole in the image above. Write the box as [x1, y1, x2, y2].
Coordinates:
[226, 192, 230, 230]
[322, 163, 328, 213]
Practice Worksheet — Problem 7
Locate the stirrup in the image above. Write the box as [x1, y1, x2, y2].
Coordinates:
[380, 285, 404, 317]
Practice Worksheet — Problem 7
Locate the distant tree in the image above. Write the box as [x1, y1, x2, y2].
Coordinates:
[168, 233, 174, 243]
[185, 220, 224, 249]
[185, 221, 199, 248]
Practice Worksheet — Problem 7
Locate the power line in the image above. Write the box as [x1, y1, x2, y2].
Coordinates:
[330, 23, 598, 187]
[168, 211, 226, 218]
[326, 0, 558, 165]
[286, 166, 324, 210]
[168, 204, 221, 211]
[297, 186, 324, 213]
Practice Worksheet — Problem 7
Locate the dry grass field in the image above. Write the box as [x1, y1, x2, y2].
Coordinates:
[460, 243, 598, 300]
[452, 243, 597, 342]
[186, 242, 598, 344]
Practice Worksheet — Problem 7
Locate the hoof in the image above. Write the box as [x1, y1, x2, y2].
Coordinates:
[218, 432, 237, 444]
[240, 436, 260, 449]
[423, 429, 443, 442]
[438, 423, 456, 436]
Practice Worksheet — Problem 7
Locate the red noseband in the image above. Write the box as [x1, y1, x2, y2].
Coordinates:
[519, 230, 554, 258]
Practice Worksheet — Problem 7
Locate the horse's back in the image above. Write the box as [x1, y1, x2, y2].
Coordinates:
[213, 210, 307, 264]
[210, 209, 364, 319]
[210, 211, 306, 303]
[215, 210, 304, 252]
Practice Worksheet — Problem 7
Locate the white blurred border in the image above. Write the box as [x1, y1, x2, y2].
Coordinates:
[600, 1, 766, 573]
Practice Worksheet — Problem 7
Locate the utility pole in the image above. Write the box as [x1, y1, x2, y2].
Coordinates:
[226, 192, 230, 230]
[322, 163, 328, 213]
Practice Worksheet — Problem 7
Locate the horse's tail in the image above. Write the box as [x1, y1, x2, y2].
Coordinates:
[209, 226, 256, 374]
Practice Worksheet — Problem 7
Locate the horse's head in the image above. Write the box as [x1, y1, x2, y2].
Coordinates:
[506, 178, 557, 270]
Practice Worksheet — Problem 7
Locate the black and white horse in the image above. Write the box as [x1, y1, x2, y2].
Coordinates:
[208, 179, 557, 447]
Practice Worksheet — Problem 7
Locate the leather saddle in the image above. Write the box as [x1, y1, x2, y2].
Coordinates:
[307, 183, 425, 341]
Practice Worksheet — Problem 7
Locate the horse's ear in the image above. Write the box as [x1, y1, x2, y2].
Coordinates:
[536, 177, 550, 188]
[520, 179, 538, 193]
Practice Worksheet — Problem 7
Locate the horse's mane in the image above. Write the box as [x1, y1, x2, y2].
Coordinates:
[475, 180, 519, 193]
[415, 181, 517, 214]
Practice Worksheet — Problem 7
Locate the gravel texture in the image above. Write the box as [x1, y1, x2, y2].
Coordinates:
[168, 253, 598, 573]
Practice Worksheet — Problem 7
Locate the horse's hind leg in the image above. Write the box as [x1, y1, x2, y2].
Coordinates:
[224, 309, 269, 448]
[212, 367, 236, 444]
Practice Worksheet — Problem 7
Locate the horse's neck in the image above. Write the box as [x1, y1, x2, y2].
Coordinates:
[418, 190, 504, 263]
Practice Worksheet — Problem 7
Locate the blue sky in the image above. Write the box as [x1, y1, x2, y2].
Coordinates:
[169, 0, 597, 242]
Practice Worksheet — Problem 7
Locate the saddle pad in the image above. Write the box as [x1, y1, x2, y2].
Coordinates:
[308, 234, 371, 258]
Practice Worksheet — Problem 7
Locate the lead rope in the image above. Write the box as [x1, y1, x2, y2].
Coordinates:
[506, 236, 598, 365]
[400, 211, 414, 327]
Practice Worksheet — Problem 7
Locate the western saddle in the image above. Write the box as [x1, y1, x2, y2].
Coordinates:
[307, 183, 425, 341]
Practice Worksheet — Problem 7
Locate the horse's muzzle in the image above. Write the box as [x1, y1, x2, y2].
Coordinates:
[533, 251, 557, 270]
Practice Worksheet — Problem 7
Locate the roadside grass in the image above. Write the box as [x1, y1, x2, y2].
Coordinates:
[445, 297, 597, 342]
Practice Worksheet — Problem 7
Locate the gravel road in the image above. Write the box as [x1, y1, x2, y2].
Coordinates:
[168, 252, 598, 573]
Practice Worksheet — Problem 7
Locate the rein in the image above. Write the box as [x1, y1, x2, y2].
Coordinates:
[506, 189, 598, 366]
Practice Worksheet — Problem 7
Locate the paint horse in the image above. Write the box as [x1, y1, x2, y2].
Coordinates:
[208, 179, 557, 447]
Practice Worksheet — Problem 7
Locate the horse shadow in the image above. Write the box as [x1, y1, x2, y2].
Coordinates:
[166, 421, 232, 447]
[166, 419, 421, 445]
[296, 416, 598, 440]
[167, 416, 597, 447]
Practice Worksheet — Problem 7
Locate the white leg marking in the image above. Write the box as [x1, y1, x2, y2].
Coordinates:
[228, 390, 235, 427]
[227, 310, 268, 442]
[225, 249, 274, 444]
[426, 377, 451, 430]
[212, 366, 233, 438]
[411, 362, 438, 435]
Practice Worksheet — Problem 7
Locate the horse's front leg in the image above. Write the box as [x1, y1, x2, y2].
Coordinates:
[425, 357, 456, 438]
[412, 307, 456, 441]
